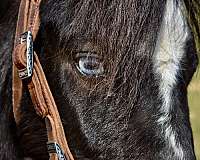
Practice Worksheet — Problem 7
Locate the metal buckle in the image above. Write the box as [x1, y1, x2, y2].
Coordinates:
[47, 142, 67, 160]
[18, 31, 33, 79]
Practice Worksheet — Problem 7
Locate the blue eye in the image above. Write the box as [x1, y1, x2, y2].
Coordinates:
[75, 53, 104, 77]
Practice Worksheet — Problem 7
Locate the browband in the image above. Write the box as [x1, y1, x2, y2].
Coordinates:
[12, 0, 74, 159]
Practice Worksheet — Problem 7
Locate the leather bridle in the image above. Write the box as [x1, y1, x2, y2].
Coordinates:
[12, 0, 74, 160]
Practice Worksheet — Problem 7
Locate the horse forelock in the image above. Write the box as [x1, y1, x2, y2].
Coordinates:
[41, 0, 166, 96]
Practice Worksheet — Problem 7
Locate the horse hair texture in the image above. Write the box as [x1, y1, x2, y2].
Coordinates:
[0, 0, 199, 160]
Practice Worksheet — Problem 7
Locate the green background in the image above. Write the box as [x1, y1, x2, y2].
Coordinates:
[189, 71, 200, 160]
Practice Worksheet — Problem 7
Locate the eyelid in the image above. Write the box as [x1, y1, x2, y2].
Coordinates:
[74, 51, 101, 59]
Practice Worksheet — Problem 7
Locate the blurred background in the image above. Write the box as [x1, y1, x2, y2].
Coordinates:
[188, 70, 200, 160]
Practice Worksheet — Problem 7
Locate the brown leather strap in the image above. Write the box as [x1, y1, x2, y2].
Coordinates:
[12, 0, 74, 159]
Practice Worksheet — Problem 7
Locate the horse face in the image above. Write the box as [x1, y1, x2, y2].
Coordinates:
[21, 0, 198, 159]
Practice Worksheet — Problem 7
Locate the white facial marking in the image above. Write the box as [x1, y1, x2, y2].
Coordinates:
[154, 0, 188, 159]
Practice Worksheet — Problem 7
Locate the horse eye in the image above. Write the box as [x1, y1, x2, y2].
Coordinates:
[74, 52, 104, 77]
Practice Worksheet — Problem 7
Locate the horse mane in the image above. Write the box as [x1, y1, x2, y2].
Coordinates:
[184, 0, 200, 56]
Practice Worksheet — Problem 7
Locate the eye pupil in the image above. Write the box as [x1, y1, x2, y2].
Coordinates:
[83, 58, 99, 70]
[75, 53, 104, 77]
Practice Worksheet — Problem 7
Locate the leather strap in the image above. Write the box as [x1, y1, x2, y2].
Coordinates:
[12, 0, 74, 160]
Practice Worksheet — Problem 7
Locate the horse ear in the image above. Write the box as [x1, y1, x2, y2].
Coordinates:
[0, 0, 9, 19]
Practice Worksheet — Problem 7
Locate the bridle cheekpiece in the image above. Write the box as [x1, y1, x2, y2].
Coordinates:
[12, 0, 74, 160]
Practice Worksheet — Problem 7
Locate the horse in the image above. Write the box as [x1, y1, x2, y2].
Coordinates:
[0, 0, 199, 159]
